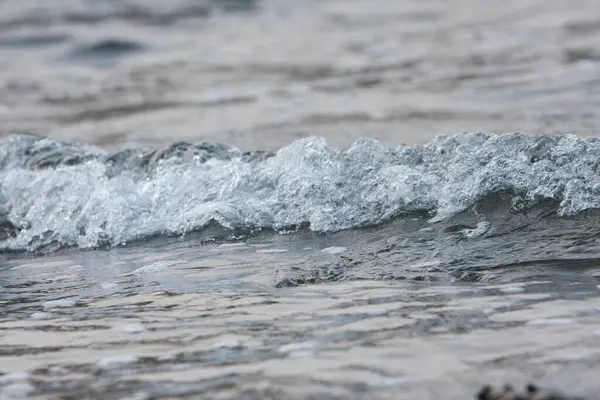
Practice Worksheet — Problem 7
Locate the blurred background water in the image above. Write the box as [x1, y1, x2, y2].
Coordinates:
[2, 0, 600, 151]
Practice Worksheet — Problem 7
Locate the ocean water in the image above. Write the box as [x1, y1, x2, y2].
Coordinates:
[2, 1, 600, 399]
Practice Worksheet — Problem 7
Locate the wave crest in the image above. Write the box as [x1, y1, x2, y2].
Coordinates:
[1, 131, 600, 252]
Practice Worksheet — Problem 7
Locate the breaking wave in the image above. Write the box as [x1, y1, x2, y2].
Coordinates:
[1, 131, 600, 252]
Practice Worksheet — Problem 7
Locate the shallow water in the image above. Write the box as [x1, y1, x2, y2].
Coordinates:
[2, 0, 600, 399]
[2, 231, 600, 399]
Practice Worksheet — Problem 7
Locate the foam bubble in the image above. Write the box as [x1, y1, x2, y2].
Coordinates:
[3, 132, 600, 252]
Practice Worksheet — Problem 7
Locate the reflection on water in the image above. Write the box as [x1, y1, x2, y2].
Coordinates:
[0, 231, 600, 399]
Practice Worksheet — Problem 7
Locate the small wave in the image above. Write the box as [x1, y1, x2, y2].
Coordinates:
[68, 39, 146, 61]
[0, 33, 70, 48]
[1, 131, 600, 252]
[0, 0, 260, 30]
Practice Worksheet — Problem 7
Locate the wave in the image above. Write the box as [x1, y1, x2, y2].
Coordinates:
[0, 0, 259, 30]
[1, 131, 600, 252]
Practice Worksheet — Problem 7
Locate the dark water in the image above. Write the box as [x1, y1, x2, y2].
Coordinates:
[2, 1, 600, 399]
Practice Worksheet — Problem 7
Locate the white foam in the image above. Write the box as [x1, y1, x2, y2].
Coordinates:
[97, 355, 138, 369]
[42, 299, 76, 308]
[277, 341, 317, 357]
[367, 308, 388, 316]
[113, 324, 146, 334]
[321, 246, 347, 254]
[4, 132, 600, 251]
[211, 338, 244, 349]
[460, 221, 490, 238]
[128, 261, 182, 275]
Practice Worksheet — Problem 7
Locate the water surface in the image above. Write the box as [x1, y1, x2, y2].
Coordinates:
[2, 0, 600, 399]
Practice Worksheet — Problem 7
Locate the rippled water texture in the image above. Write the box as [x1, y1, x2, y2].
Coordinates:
[2, 0, 600, 399]
[2, 0, 600, 150]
